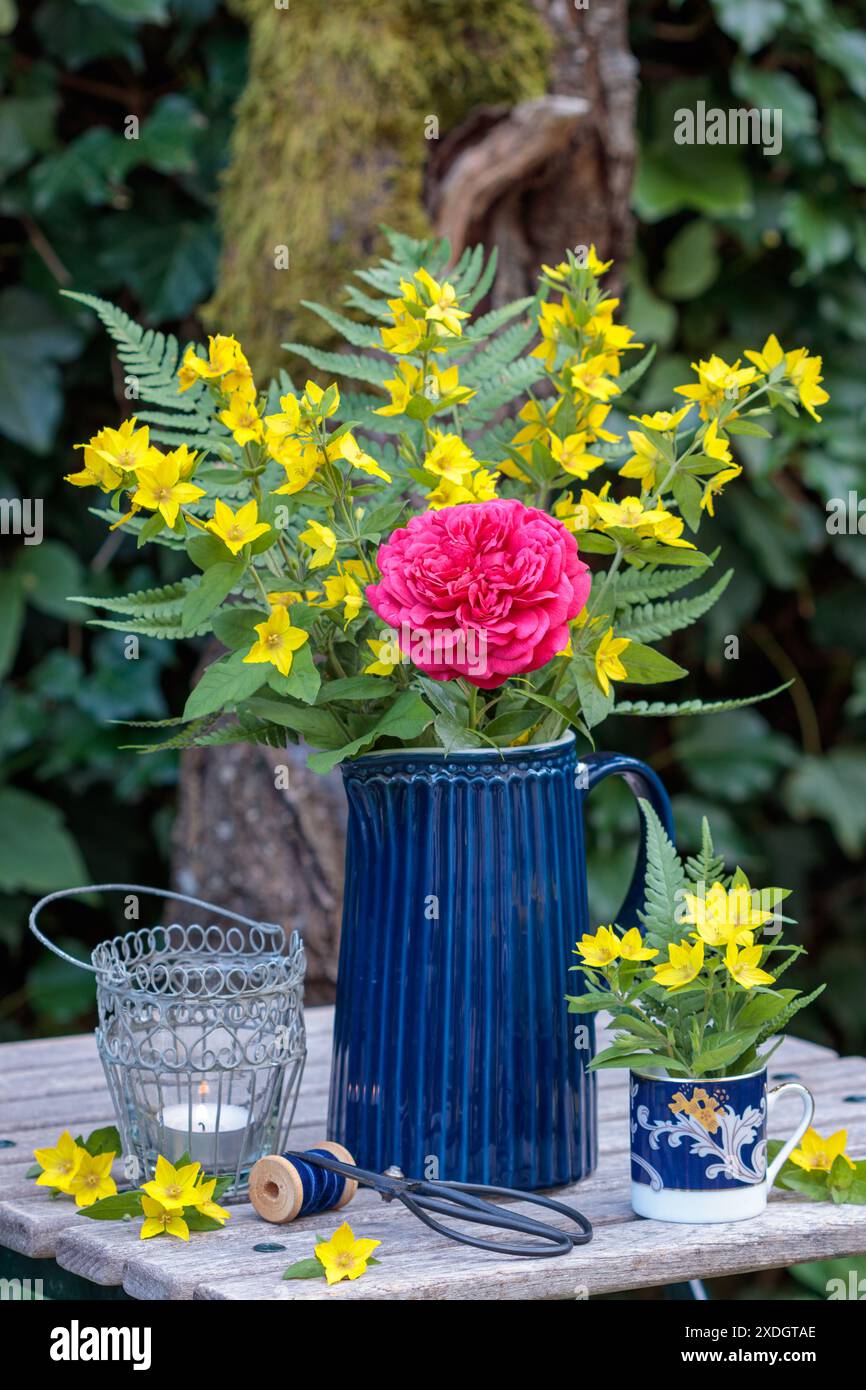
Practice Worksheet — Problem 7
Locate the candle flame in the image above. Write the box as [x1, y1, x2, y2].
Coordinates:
[198, 1080, 209, 1098]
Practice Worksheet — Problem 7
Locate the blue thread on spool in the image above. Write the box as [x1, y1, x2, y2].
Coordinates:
[249, 1141, 357, 1225]
[292, 1148, 347, 1217]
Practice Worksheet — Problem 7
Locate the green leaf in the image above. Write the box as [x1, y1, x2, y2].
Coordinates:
[0, 289, 83, 453]
[282, 1257, 325, 1281]
[710, 0, 786, 53]
[212, 605, 267, 649]
[620, 642, 688, 685]
[83, 1126, 121, 1157]
[0, 789, 88, 892]
[79, 1192, 146, 1221]
[316, 675, 396, 703]
[181, 561, 244, 634]
[610, 345, 657, 395]
[785, 750, 866, 857]
[306, 691, 435, 773]
[634, 142, 752, 222]
[658, 222, 720, 301]
[0, 574, 25, 678]
[781, 194, 853, 277]
[183, 651, 268, 720]
[691, 1035, 759, 1075]
[266, 642, 321, 705]
[731, 62, 817, 140]
[184, 1209, 226, 1232]
[245, 697, 348, 748]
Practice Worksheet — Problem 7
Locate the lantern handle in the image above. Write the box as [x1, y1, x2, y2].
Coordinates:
[29, 883, 284, 972]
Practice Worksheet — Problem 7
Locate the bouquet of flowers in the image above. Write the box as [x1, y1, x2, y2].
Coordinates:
[62, 231, 828, 769]
[567, 806, 825, 1078]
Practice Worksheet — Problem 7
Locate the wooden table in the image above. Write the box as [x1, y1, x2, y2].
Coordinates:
[2, 1007, 866, 1300]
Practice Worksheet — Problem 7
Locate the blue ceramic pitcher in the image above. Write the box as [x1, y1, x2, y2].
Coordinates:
[327, 732, 673, 1190]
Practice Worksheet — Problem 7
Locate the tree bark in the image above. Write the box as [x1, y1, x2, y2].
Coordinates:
[173, 1, 638, 1000]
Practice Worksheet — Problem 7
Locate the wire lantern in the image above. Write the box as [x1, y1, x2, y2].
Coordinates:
[29, 885, 306, 1199]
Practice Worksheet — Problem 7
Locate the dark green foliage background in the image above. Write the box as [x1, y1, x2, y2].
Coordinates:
[1, 0, 864, 1100]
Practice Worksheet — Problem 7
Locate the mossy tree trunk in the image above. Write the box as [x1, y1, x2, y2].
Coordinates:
[174, 0, 638, 997]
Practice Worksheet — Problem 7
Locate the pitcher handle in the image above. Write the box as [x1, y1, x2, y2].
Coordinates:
[582, 752, 675, 933]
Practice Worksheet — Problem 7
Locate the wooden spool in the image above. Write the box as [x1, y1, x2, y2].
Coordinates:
[249, 1141, 358, 1224]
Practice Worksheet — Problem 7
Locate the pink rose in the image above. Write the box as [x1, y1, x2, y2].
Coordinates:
[366, 498, 591, 688]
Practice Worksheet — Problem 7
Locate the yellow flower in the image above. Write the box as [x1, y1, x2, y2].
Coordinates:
[512, 397, 562, 446]
[363, 638, 397, 676]
[142, 1155, 202, 1211]
[789, 1127, 855, 1173]
[574, 925, 621, 968]
[269, 435, 321, 495]
[219, 393, 264, 446]
[422, 430, 477, 484]
[320, 569, 364, 626]
[674, 355, 757, 418]
[550, 432, 604, 480]
[132, 451, 206, 527]
[744, 333, 786, 375]
[553, 495, 591, 534]
[701, 418, 733, 465]
[785, 348, 829, 422]
[620, 431, 666, 492]
[242, 605, 309, 677]
[67, 1150, 117, 1208]
[140, 1195, 189, 1241]
[653, 939, 705, 991]
[415, 267, 469, 337]
[189, 1177, 231, 1225]
[724, 940, 776, 990]
[375, 362, 420, 416]
[315, 1220, 381, 1285]
[299, 518, 337, 569]
[381, 311, 424, 355]
[302, 379, 340, 418]
[263, 391, 304, 439]
[337, 432, 391, 482]
[629, 406, 692, 432]
[425, 467, 499, 509]
[594, 627, 630, 696]
[681, 883, 769, 947]
[570, 354, 621, 403]
[179, 334, 247, 388]
[69, 418, 156, 491]
[619, 927, 658, 962]
[206, 498, 271, 555]
[33, 1131, 81, 1192]
[700, 464, 742, 516]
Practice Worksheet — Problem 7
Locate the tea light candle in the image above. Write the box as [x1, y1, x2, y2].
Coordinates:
[160, 1097, 252, 1169]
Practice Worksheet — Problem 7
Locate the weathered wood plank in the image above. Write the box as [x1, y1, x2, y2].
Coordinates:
[3, 1010, 866, 1298]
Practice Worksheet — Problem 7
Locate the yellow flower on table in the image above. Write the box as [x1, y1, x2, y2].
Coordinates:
[653, 939, 705, 991]
[619, 927, 658, 962]
[142, 1155, 201, 1211]
[594, 627, 630, 697]
[206, 498, 271, 555]
[140, 1195, 189, 1241]
[315, 1221, 381, 1285]
[723, 941, 776, 990]
[190, 1177, 231, 1224]
[574, 925, 621, 968]
[132, 451, 206, 527]
[243, 606, 309, 678]
[33, 1130, 81, 1192]
[67, 1150, 117, 1208]
[299, 518, 337, 569]
[789, 1127, 855, 1173]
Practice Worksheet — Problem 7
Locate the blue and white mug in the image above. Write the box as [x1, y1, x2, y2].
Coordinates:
[630, 1067, 814, 1223]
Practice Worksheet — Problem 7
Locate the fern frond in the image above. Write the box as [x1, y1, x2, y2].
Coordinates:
[620, 570, 732, 643]
[462, 316, 538, 384]
[615, 683, 792, 718]
[281, 343, 391, 388]
[300, 301, 381, 348]
[637, 799, 685, 948]
[68, 580, 196, 618]
[463, 358, 546, 426]
[89, 614, 211, 638]
[465, 296, 536, 342]
[610, 563, 715, 605]
[685, 817, 726, 886]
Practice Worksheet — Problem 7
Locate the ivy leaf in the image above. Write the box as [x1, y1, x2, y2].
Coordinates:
[82, 1125, 121, 1157]
[710, 0, 786, 54]
[785, 750, 866, 857]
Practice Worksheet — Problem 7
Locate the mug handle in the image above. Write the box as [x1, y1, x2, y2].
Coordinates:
[583, 753, 674, 933]
[766, 1081, 815, 1186]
